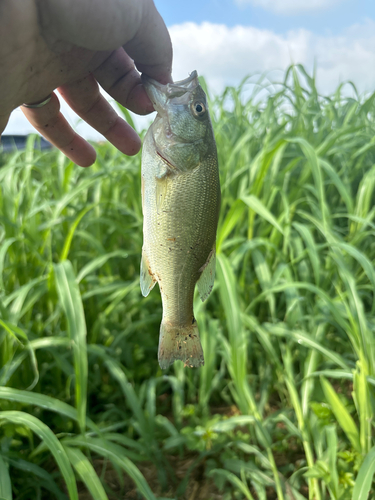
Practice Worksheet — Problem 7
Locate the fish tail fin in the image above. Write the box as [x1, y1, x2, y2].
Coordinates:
[158, 321, 204, 369]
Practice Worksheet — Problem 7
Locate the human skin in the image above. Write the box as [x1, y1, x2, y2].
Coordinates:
[0, 0, 172, 166]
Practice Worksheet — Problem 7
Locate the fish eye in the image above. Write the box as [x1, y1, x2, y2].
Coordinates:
[192, 101, 206, 118]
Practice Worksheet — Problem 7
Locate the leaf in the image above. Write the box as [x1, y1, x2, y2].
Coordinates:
[293, 222, 320, 286]
[64, 447, 109, 500]
[87, 344, 148, 439]
[217, 199, 246, 252]
[76, 250, 129, 283]
[265, 323, 350, 370]
[0, 238, 16, 292]
[0, 455, 12, 500]
[325, 425, 339, 498]
[333, 240, 375, 312]
[287, 137, 326, 222]
[0, 320, 28, 342]
[60, 205, 95, 261]
[209, 469, 255, 500]
[54, 260, 88, 433]
[241, 195, 284, 235]
[63, 437, 156, 500]
[0, 387, 96, 431]
[252, 250, 275, 317]
[8, 457, 67, 500]
[352, 446, 375, 500]
[320, 159, 354, 213]
[0, 412, 78, 500]
[320, 377, 361, 453]
[248, 281, 349, 333]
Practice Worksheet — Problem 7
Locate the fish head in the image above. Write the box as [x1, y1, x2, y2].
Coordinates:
[142, 71, 215, 171]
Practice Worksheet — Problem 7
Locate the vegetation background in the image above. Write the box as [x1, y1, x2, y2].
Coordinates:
[0, 66, 374, 499]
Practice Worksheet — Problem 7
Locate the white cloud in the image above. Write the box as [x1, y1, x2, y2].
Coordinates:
[169, 20, 375, 96]
[235, 0, 344, 15]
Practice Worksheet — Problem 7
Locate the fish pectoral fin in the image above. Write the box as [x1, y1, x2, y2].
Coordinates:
[140, 250, 157, 297]
[197, 246, 216, 302]
[155, 158, 168, 179]
[156, 176, 169, 213]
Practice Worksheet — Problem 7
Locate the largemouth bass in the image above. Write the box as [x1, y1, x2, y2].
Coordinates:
[140, 71, 220, 369]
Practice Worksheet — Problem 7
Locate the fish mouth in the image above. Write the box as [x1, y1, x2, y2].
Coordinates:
[142, 71, 198, 92]
[142, 71, 199, 113]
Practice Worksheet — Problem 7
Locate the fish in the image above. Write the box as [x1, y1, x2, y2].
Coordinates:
[140, 70, 221, 369]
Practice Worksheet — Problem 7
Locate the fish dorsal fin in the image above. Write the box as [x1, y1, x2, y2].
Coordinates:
[197, 246, 216, 302]
[140, 250, 156, 297]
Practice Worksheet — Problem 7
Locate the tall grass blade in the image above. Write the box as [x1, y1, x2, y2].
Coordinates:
[7, 457, 68, 500]
[64, 447, 109, 500]
[0, 411, 78, 500]
[0, 387, 96, 429]
[209, 469, 255, 500]
[60, 204, 95, 261]
[0, 455, 12, 500]
[63, 437, 157, 500]
[326, 426, 339, 498]
[54, 260, 88, 433]
[352, 445, 375, 500]
[320, 377, 361, 454]
[241, 195, 284, 235]
[76, 250, 129, 283]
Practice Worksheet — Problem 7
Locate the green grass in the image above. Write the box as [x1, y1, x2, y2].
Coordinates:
[0, 64, 375, 499]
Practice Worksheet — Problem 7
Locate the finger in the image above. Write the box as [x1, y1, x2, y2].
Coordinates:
[58, 74, 141, 156]
[38, 0, 172, 84]
[0, 113, 10, 136]
[37, 0, 144, 51]
[123, 0, 173, 84]
[93, 47, 154, 115]
[21, 93, 96, 167]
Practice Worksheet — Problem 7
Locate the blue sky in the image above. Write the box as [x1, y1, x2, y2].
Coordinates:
[155, 0, 374, 35]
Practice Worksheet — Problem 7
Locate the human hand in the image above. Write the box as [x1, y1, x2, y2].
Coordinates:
[0, 0, 172, 166]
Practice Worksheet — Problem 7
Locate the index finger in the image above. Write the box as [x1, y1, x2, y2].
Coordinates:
[38, 0, 173, 84]
[123, 0, 173, 84]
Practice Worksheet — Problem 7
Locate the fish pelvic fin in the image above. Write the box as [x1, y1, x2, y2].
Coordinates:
[158, 321, 204, 370]
[140, 249, 156, 297]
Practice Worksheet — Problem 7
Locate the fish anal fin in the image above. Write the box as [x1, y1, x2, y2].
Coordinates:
[140, 250, 156, 297]
[197, 246, 216, 302]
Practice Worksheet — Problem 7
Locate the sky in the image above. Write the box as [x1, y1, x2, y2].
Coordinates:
[155, 0, 373, 36]
[4, 0, 375, 139]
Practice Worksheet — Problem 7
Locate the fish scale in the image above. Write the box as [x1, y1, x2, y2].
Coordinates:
[140, 71, 220, 369]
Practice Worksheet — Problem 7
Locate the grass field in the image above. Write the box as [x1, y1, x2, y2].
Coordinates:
[0, 65, 375, 499]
